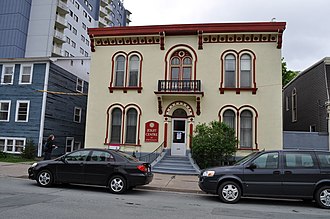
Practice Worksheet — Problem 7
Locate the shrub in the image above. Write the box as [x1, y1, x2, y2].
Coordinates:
[0, 150, 7, 158]
[192, 121, 237, 169]
[21, 139, 36, 160]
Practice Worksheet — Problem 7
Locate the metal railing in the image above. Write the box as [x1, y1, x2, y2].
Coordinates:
[138, 142, 164, 164]
[157, 80, 201, 92]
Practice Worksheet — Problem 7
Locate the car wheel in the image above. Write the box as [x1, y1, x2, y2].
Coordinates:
[315, 186, 330, 209]
[108, 175, 127, 194]
[218, 181, 241, 204]
[37, 170, 53, 187]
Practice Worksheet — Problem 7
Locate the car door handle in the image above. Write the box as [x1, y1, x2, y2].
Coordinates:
[273, 171, 280, 175]
[284, 171, 292, 175]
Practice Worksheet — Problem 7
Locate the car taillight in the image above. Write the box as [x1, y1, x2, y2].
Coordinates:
[137, 164, 147, 172]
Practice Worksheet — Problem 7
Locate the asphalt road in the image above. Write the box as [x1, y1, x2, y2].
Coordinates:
[0, 177, 329, 219]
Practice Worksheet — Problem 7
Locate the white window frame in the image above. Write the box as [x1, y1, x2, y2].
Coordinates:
[74, 107, 82, 123]
[76, 78, 84, 93]
[1, 64, 15, 85]
[19, 64, 33, 84]
[15, 100, 30, 122]
[0, 137, 26, 153]
[0, 100, 11, 122]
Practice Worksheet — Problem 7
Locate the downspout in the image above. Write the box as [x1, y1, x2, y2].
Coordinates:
[37, 61, 50, 157]
[324, 62, 330, 150]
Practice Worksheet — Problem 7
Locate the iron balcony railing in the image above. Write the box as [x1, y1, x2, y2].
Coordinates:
[138, 142, 164, 164]
[158, 80, 201, 92]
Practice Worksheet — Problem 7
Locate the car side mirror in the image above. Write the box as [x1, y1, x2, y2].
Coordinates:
[61, 156, 68, 164]
[247, 163, 257, 170]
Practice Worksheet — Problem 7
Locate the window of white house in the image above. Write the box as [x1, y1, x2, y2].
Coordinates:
[82, 22, 87, 30]
[75, 1, 79, 9]
[76, 78, 84, 93]
[224, 54, 236, 87]
[0, 138, 25, 153]
[223, 109, 235, 129]
[1, 65, 14, 84]
[115, 55, 125, 86]
[71, 41, 76, 48]
[240, 110, 253, 148]
[19, 65, 33, 84]
[81, 35, 85, 42]
[72, 27, 77, 35]
[84, 51, 89, 57]
[240, 54, 251, 88]
[64, 51, 69, 57]
[128, 55, 139, 86]
[80, 47, 84, 55]
[125, 108, 137, 144]
[110, 108, 122, 143]
[292, 88, 297, 122]
[0, 101, 11, 122]
[74, 14, 78, 22]
[15, 100, 29, 122]
[74, 107, 82, 123]
[86, 39, 89, 46]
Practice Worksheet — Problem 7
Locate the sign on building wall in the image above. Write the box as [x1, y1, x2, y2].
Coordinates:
[145, 121, 159, 142]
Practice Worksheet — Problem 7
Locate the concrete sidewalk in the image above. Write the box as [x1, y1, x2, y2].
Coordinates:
[0, 162, 203, 194]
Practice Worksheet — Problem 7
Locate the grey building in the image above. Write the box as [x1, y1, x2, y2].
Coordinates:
[283, 57, 330, 150]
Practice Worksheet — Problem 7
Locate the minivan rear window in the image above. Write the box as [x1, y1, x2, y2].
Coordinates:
[316, 152, 330, 168]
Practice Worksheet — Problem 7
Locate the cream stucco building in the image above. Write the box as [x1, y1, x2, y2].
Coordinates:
[85, 22, 286, 157]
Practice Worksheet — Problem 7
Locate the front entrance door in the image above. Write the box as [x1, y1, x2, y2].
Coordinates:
[171, 119, 187, 156]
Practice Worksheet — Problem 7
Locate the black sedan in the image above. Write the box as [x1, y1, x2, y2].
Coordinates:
[28, 148, 153, 194]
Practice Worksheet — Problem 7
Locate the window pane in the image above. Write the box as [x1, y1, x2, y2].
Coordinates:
[110, 108, 122, 143]
[171, 67, 179, 80]
[0, 102, 9, 121]
[125, 109, 137, 144]
[0, 139, 5, 151]
[15, 140, 24, 152]
[223, 110, 235, 129]
[17, 102, 28, 121]
[225, 55, 236, 87]
[253, 152, 279, 169]
[183, 67, 191, 80]
[317, 152, 330, 168]
[240, 110, 252, 148]
[284, 152, 315, 168]
[240, 55, 251, 88]
[129, 55, 139, 87]
[7, 140, 13, 152]
[171, 57, 180, 65]
[183, 57, 192, 65]
[115, 56, 125, 86]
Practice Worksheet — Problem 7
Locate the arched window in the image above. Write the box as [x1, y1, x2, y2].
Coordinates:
[223, 109, 235, 129]
[172, 108, 187, 118]
[170, 50, 192, 81]
[115, 55, 125, 86]
[240, 54, 251, 88]
[110, 108, 122, 143]
[225, 54, 236, 87]
[240, 110, 252, 148]
[125, 108, 137, 144]
[128, 55, 139, 86]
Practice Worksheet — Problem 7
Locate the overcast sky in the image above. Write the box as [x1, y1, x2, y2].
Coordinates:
[124, 0, 329, 72]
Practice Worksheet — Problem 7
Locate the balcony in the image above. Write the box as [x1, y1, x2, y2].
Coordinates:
[157, 80, 202, 93]
[155, 80, 204, 115]
[98, 17, 109, 27]
[99, 5, 108, 17]
[57, 0, 69, 15]
[55, 15, 67, 29]
[52, 45, 63, 57]
[100, 0, 108, 7]
[53, 30, 66, 43]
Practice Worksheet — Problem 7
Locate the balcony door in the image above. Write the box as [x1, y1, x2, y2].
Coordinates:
[170, 50, 192, 90]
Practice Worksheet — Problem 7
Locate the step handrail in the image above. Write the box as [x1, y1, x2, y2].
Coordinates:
[138, 142, 164, 163]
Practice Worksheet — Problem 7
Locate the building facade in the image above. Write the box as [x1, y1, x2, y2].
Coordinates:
[86, 22, 286, 157]
[282, 58, 330, 150]
[0, 57, 89, 156]
[0, 0, 130, 59]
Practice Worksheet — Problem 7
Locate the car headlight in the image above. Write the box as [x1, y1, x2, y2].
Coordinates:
[31, 162, 38, 168]
[202, 170, 215, 177]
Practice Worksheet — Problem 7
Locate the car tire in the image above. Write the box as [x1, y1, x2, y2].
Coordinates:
[315, 186, 330, 209]
[218, 181, 241, 204]
[36, 170, 53, 187]
[108, 175, 127, 194]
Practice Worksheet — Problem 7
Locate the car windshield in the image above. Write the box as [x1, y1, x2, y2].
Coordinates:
[234, 152, 259, 165]
[116, 151, 140, 162]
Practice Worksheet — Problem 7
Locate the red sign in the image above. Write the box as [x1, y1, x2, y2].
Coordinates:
[145, 121, 159, 142]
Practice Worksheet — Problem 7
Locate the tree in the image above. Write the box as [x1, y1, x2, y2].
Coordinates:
[282, 58, 299, 87]
[191, 121, 237, 169]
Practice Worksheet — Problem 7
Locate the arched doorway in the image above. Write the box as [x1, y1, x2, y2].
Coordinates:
[171, 109, 187, 156]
